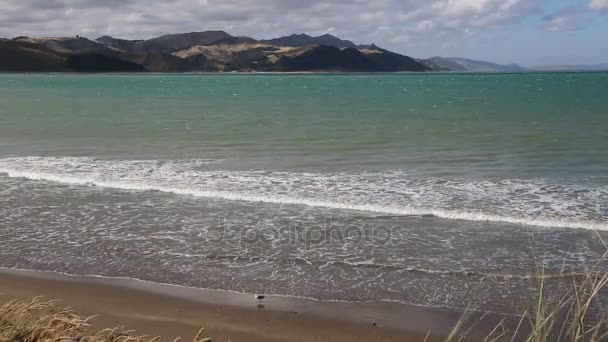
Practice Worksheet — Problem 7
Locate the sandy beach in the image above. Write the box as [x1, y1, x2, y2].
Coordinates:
[0, 268, 515, 341]
[0, 269, 420, 341]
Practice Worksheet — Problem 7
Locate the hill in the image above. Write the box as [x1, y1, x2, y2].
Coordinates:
[0, 37, 148, 72]
[261, 33, 358, 49]
[0, 40, 68, 71]
[0, 31, 431, 72]
[424, 57, 527, 72]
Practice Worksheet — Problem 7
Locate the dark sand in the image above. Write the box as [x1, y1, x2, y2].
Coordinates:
[0, 269, 513, 341]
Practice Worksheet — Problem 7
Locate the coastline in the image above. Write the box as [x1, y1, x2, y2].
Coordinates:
[3, 70, 607, 76]
[0, 268, 513, 341]
[3, 72, 599, 341]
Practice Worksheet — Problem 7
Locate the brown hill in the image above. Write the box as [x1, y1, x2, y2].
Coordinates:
[1, 31, 432, 72]
[0, 40, 67, 71]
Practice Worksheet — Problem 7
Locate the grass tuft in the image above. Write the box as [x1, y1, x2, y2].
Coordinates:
[0, 297, 212, 342]
[447, 232, 608, 342]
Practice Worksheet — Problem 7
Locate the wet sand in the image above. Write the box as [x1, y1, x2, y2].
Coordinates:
[0, 268, 513, 341]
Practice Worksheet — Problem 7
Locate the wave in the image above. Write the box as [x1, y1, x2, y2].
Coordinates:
[162, 252, 587, 280]
[0, 157, 606, 231]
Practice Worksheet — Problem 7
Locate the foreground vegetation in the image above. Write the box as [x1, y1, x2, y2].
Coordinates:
[445, 271, 608, 341]
[0, 297, 210, 342]
[447, 234, 608, 342]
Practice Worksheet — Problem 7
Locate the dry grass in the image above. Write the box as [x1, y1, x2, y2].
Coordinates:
[521, 258, 608, 341]
[509, 233, 608, 342]
[447, 232, 608, 342]
[0, 297, 211, 342]
[442, 274, 608, 341]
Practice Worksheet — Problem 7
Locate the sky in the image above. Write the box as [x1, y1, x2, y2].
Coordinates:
[0, 0, 607, 66]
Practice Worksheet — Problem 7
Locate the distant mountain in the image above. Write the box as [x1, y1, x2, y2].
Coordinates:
[357, 43, 383, 50]
[210, 36, 258, 45]
[364, 48, 429, 72]
[424, 57, 527, 72]
[95, 31, 236, 54]
[136, 31, 233, 53]
[13, 36, 109, 53]
[96, 36, 143, 52]
[0, 31, 431, 72]
[0, 38, 144, 72]
[420, 57, 467, 71]
[67, 53, 145, 72]
[261, 33, 357, 49]
[0, 39, 68, 71]
[270, 46, 372, 71]
[416, 58, 451, 71]
[533, 64, 608, 71]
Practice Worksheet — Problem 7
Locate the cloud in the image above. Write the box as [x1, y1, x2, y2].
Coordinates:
[542, 15, 580, 31]
[0, 0, 538, 39]
[0, 0, 541, 58]
[589, 0, 608, 11]
[542, 7, 583, 31]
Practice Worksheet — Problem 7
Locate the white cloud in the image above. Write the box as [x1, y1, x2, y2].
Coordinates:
[0, 0, 538, 39]
[542, 7, 583, 31]
[412, 20, 436, 33]
[543, 15, 579, 31]
[0, 0, 540, 57]
[589, 0, 608, 11]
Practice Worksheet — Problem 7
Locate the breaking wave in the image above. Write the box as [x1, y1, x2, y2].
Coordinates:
[0, 157, 606, 230]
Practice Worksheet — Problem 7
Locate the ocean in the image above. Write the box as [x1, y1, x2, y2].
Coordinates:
[0, 72, 607, 313]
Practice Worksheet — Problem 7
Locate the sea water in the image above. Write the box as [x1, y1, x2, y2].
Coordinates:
[1, 72, 607, 312]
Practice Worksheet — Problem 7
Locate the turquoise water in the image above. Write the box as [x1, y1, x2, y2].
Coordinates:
[1, 73, 607, 177]
[0, 73, 607, 312]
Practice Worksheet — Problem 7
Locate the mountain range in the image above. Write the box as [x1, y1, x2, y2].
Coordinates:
[0, 31, 429, 72]
[1, 30, 602, 73]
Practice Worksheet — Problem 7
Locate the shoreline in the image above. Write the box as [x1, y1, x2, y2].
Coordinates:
[1, 70, 606, 76]
[0, 268, 515, 341]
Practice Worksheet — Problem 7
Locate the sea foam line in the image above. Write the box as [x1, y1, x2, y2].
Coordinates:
[1, 168, 607, 231]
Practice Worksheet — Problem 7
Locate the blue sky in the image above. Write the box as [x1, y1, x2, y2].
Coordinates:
[415, 0, 608, 66]
[0, 0, 607, 66]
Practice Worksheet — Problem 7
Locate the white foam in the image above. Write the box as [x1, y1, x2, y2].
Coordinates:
[1, 157, 606, 231]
